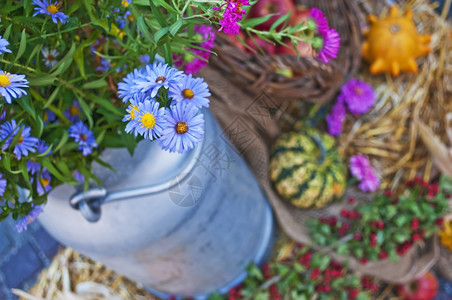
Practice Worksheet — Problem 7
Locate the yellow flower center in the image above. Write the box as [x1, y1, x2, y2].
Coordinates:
[40, 177, 50, 187]
[141, 112, 156, 129]
[182, 89, 195, 99]
[80, 134, 87, 141]
[121, 0, 130, 7]
[18, 135, 23, 144]
[129, 105, 139, 120]
[43, 111, 48, 122]
[46, 4, 59, 14]
[0, 73, 12, 87]
[69, 105, 79, 116]
[176, 121, 188, 134]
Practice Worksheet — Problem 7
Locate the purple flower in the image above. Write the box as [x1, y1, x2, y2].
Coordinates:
[0, 70, 29, 104]
[35, 171, 52, 195]
[314, 28, 340, 64]
[118, 68, 145, 103]
[73, 170, 84, 183]
[0, 36, 11, 55]
[96, 58, 112, 72]
[37, 140, 52, 156]
[32, 0, 68, 24]
[358, 172, 380, 192]
[0, 120, 39, 160]
[158, 102, 204, 153]
[0, 173, 6, 197]
[169, 74, 211, 108]
[43, 109, 56, 125]
[68, 121, 97, 156]
[213, 0, 250, 35]
[350, 154, 380, 192]
[310, 8, 329, 34]
[326, 99, 346, 136]
[27, 161, 41, 175]
[134, 62, 184, 98]
[15, 205, 44, 233]
[174, 25, 216, 74]
[339, 79, 376, 115]
[64, 100, 81, 123]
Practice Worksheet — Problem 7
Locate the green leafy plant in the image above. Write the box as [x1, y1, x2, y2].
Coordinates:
[209, 244, 375, 300]
[307, 176, 451, 264]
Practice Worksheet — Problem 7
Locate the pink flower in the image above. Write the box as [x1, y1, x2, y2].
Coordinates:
[317, 28, 340, 64]
[213, 0, 250, 35]
[174, 25, 216, 74]
[350, 154, 380, 192]
[310, 8, 329, 34]
[339, 79, 376, 115]
[326, 99, 346, 136]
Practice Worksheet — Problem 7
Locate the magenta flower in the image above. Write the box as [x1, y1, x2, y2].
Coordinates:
[310, 8, 329, 34]
[326, 99, 346, 136]
[317, 28, 340, 64]
[174, 25, 216, 74]
[350, 154, 380, 192]
[339, 79, 376, 115]
[213, 0, 250, 35]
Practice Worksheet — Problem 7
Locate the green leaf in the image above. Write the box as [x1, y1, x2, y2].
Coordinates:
[17, 95, 36, 120]
[241, 15, 274, 28]
[41, 158, 69, 182]
[53, 130, 69, 153]
[137, 16, 154, 43]
[77, 97, 94, 129]
[28, 75, 56, 86]
[169, 19, 184, 36]
[44, 86, 62, 108]
[148, 0, 168, 27]
[82, 79, 108, 89]
[154, 27, 169, 43]
[269, 12, 291, 32]
[16, 29, 27, 61]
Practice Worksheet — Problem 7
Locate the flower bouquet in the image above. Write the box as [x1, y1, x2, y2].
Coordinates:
[0, 1, 338, 229]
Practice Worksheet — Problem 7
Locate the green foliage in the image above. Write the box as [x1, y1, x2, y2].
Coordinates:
[307, 176, 451, 264]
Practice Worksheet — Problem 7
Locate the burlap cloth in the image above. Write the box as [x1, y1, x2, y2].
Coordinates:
[200, 67, 439, 284]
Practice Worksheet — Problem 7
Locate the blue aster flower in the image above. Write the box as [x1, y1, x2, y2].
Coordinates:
[68, 121, 97, 156]
[37, 140, 52, 156]
[134, 62, 184, 98]
[123, 97, 142, 137]
[64, 100, 81, 123]
[0, 173, 6, 197]
[73, 170, 84, 183]
[118, 68, 145, 102]
[158, 102, 204, 153]
[15, 205, 44, 233]
[32, 0, 68, 24]
[135, 99, 167, 140]
[35, 170, 52, 195]
[43, 109, 56, 125]
[169, 74, 211, 108]
[0, 36, 11, 55]
[140, 54, 150, 64]
[0, 120, 39, 160]
[0, 70, 29, 104]
[96, 58, 112, 72]
[27, 161, 41, 175]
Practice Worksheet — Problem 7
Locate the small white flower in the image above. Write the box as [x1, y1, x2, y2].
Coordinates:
[41, 47, 59, 68]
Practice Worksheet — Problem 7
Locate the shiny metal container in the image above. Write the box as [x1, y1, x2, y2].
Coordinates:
[38, 110, 274, 299]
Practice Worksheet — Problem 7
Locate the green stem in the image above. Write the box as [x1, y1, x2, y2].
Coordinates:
[0, 59, 37, 73]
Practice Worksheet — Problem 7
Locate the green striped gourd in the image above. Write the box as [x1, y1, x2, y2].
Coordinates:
[269, 128, 347, 209]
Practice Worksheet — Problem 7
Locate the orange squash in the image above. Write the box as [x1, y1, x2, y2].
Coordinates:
[361, 5, 431, 76]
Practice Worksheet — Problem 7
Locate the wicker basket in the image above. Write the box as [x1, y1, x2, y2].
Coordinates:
[210, 0, 363, 104]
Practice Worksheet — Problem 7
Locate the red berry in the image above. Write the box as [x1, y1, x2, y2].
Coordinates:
[316, 285, 324, 293]
[377, 220, 385, 229]
[273, 294, 281, 300]
[361, 258, 368, 264]
[379, 252, 388, 259]
[319, 217, 327, 223]
[348, 289, 359, 300]
[384, 190, 393, 197]
[331, 269, 342, 277]
[269, 285, 278, 294]
[340, 209, 349, 218]
[328, 216, 337, 227]
[348, 197, 355, 204]
[392, 197, 399, 204]
[411, 218, 419, 230]
[354, 233, 362, 241]
[412, 234, 422, 242]
[330, 261, 342, 269]
[418, 229, 425, 238]
[371, 284, 378, 292]
[310, 268, 321, 279]
[436, 217, 444, 226]
[324, 285, 331, 293]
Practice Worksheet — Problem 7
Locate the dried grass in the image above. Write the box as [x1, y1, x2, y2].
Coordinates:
[338, 0, 452, 190]
[14, 248, 157, 300]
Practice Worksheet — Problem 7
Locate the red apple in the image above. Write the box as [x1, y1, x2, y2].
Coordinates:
[249, 0, 295, 31]
[245, 35, 276, 55]
[276, 40, 313, 57]
[396, 272, 438, 300]
[289, 7, 311, 27]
